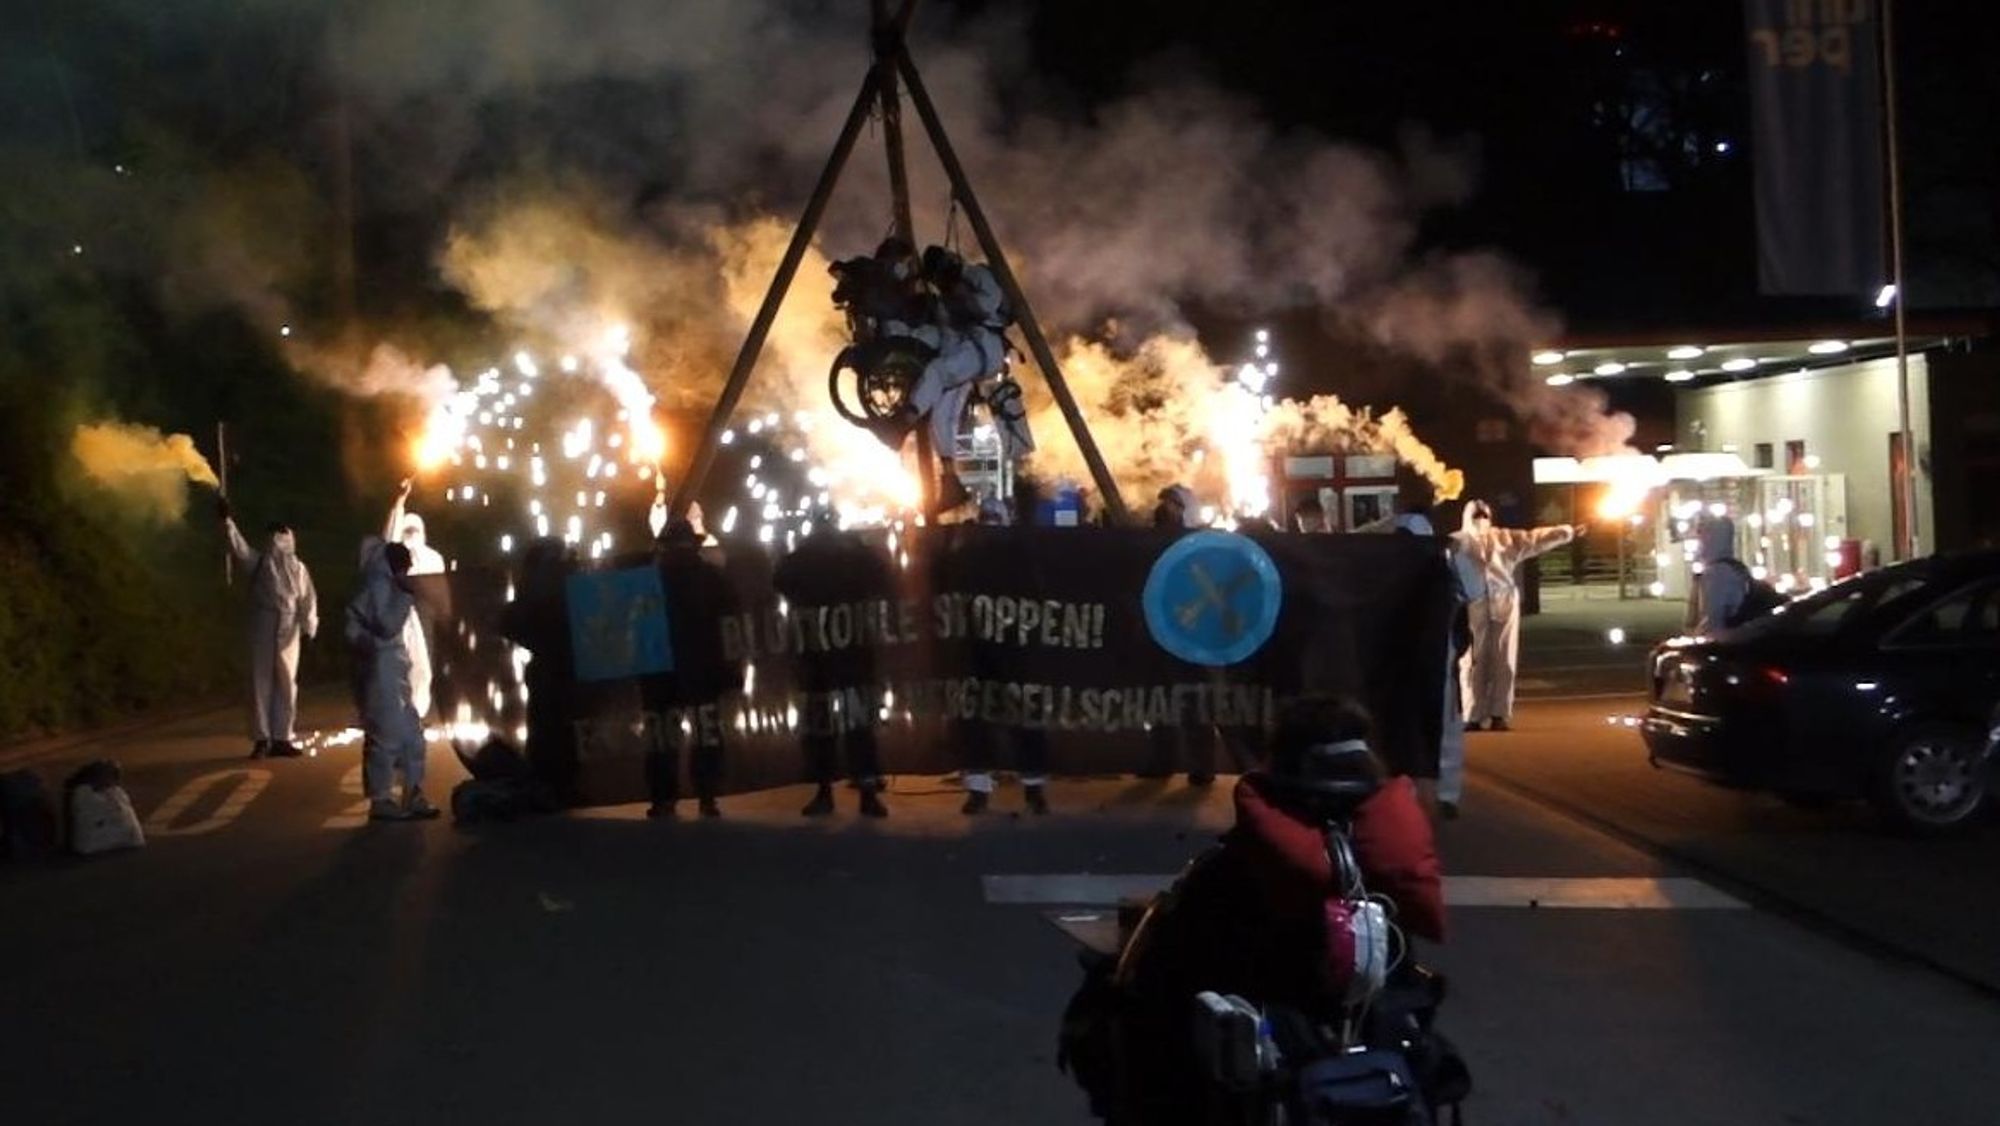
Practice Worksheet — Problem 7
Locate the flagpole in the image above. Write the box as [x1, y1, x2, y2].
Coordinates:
[1883, 0, 1917, 559]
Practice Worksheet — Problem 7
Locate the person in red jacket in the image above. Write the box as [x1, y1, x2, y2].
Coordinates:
[1118, 695, 1444, 1006]
[1230, 695, 1447, 951]
[1100, 696, 1445, 1124]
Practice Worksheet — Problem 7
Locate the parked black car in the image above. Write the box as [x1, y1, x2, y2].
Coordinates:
[1642, 551, 2000, 834]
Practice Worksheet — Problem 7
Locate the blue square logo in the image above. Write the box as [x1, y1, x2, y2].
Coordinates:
[565, 567, 673, 682]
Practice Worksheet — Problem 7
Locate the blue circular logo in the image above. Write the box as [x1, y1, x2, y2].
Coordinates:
[1142, 531, 1283, 666]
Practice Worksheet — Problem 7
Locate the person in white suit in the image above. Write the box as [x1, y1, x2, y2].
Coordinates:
[345, 539, 438, 821]
[1454, 500, 1581, 732]
[220, 499, 318, 758]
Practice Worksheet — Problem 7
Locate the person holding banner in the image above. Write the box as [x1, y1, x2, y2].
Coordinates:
[1141, 484, 1218, 785]
[958, 494, 1051, 815]
[776, 516, 891, 819]
[499, 538, 581, 802]
[642, 520, 743, 819]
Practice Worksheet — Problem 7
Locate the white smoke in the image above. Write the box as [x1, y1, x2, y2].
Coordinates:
[133, 0, 1628, 461]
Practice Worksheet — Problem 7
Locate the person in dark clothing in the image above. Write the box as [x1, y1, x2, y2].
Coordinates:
[498, 538, 581, 803]
[1143, 483, 1218, 785]
[772, 519, 892, 818]
[642, 519, 744, 819]
[957, 492, 1051, 815]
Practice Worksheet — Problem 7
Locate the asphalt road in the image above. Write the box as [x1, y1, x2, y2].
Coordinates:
[5, 682, 2000, 1125]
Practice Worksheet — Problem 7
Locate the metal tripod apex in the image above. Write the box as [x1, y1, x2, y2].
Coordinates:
[668, 6, 1130, 525]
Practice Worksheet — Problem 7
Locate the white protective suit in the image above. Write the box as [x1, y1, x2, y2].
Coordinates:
[224, 519, 319, 745]
[1454, 505, 1577, 725]
[1687, 515, 1750, 635]
[384, 495, 447, 576]
[345, 540, 427, 804]
[907, 261, 1032, 457]
[382, 495, 440, 717]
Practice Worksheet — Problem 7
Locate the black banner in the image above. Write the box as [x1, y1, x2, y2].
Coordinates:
[438, 527, 1453, 806]
[1744, 0, 1885, 296]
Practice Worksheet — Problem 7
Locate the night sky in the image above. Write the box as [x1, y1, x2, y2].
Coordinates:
[995, 0, 2000, 326]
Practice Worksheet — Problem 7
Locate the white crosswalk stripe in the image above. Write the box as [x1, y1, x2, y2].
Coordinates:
[981, 873, 1746, 910]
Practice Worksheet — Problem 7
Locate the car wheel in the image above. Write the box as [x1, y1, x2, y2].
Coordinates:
[1868, 723, 1989, 835]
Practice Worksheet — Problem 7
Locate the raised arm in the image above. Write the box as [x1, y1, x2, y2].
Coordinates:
[384, 478, 412, 542]
[222, 514, 259, 568]
[1492, 523, 1578, 567]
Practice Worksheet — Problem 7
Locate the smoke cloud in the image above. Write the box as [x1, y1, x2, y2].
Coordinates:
[97, 0, 1633, 501]
[71, 422, 220, 523]
[1021, 335, 1463, 514]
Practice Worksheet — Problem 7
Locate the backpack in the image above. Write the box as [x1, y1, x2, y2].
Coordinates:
[1716, 559, 1786, 626]
[449, 739, 556, 824]
[1, 769, 61, 862]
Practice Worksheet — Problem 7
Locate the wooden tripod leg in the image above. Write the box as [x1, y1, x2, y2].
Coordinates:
[873, 0, 943, 519]
[668, 67, 886, 520]
[892, 52, 1132, 526]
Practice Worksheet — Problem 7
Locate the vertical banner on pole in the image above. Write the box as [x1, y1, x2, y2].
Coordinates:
[1744, 0, 1886, 296]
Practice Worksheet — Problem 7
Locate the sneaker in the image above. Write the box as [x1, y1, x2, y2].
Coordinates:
[697, 798, 723, 819]
[858, 790, 889, 819]
[1489, 718, 1511, 732]
[646, 801, 677, 819]
[961, 791, 990, 816]
[1187, 774, 1215, 788]
[800, 786, 835, 817]
[269, 741, 304, 759]
[249, 741, 270, 759]
[1463, 721, 1484, 733]
[1025, 785, 1050, 815]
[368, 799, 409, 822]
[403, 792, 441, 820]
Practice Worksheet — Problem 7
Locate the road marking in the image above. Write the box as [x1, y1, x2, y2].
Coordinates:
[323, 764, 371, 830]
[144, 769, 272, 837]
[982, 874, 1746, 910]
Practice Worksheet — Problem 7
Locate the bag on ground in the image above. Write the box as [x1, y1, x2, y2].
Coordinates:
[64, 760, 145, 856]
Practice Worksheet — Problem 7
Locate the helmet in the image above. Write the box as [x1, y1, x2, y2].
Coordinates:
[1264, 696, 1384, 815]
[1267, 738, 1383, 805]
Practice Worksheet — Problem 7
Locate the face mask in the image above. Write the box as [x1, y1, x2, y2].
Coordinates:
[271, 531, 297, 554]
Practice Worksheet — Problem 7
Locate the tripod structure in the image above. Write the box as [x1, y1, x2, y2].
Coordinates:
[666, 0, 1129, 525]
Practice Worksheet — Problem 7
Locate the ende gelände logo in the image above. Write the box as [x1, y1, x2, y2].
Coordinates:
[1142, 530, 1283, 667]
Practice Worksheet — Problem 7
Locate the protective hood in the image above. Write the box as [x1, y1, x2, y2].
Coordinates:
[1696, 514, 1737, 563]
[399, 513, 427, 551]
[1162, 485, 1200, 528]
[259, 529, 305, 606]
[1459, 500, 1493, 536]
[345, 536, 410, 650]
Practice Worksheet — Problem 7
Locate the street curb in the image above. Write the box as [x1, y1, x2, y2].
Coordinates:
[0, 699, 238, 771]
[1468, 762, 2000, 1004]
